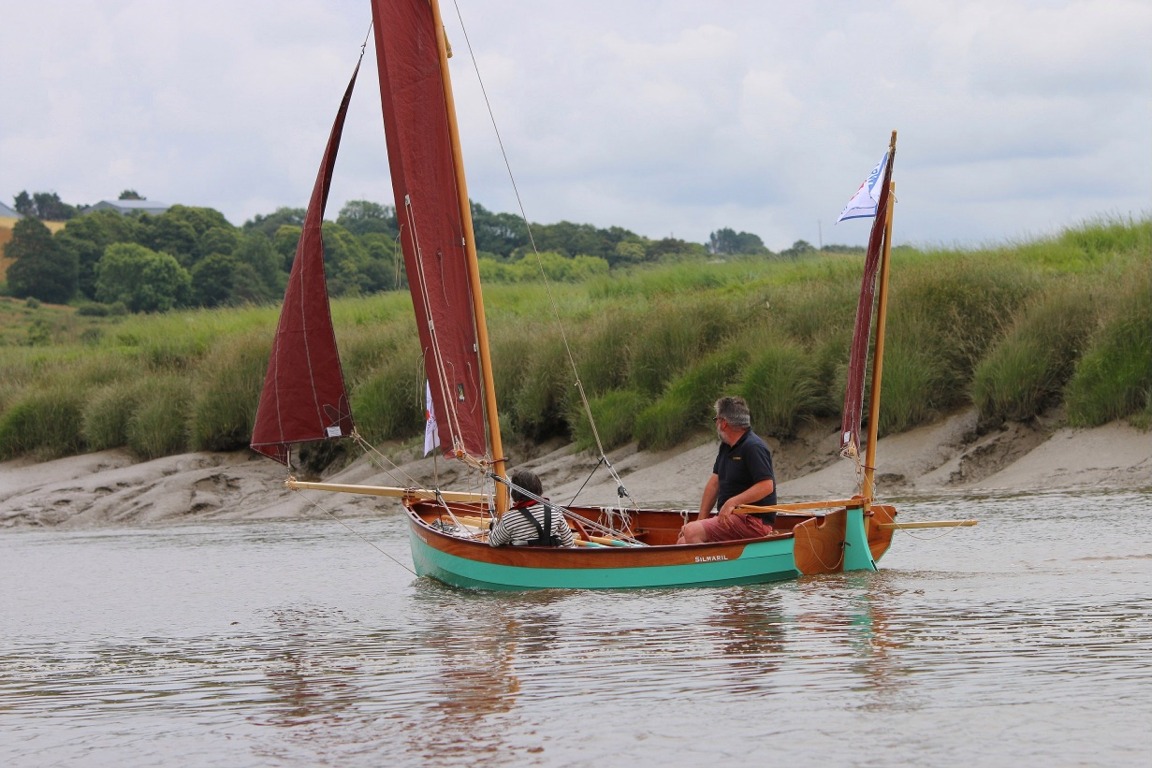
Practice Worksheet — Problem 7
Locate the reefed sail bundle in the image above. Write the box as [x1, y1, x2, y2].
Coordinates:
[839, 142, 896, 460]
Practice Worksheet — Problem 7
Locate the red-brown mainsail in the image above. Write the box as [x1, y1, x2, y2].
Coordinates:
[372, 0, 489, 461]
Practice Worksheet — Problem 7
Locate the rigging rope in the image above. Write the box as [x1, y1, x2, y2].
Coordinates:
[349, 430, 495, 509]
[402, 196, 473, 460]
[491, 473, 644, 545]
[449, 0, 636, 509]
[288, 483, 416, 576]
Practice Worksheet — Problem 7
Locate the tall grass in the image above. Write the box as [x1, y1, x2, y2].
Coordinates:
[1, 217, 1148, 467]
[82, 382, 139, 451]
[189, 332, 270, 451]
[627, 296, 738, 396]
[739, 340, 824, 438]
[971, 283, 1097, 424]
[1065, 259, 1152, 426]
[0, 384, 85, 460]
[572, 309, 640, 396]
[349, 344, 424, 445]
[632, 346, 746, 449]
[501, 327, 572, 440]
[570, 388, 648, 452]
[126, 375, 192, 459]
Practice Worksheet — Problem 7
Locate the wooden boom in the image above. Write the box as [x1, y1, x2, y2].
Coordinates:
[285, 479, 487, 503]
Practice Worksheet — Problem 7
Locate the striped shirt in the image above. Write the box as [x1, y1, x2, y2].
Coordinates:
[488, 502, 575, 547]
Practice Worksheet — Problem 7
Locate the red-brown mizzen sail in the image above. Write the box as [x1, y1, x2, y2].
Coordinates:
[250, 63, 360, 465]
[371, 0, 487, 459]
[840, 139, 896, 459]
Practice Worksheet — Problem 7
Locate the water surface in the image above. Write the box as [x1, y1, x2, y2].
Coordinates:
[2, 490, 1150, 766]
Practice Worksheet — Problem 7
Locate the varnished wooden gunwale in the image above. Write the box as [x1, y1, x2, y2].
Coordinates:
[402, 498, 895, 588]
[407, 501, 780, 569]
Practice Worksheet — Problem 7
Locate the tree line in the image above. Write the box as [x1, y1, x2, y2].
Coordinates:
[2, 189, 846, 312]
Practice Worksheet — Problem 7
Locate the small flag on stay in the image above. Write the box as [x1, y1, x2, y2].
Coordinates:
[423, 380, 440, 456]
[836, 152, 889, 223]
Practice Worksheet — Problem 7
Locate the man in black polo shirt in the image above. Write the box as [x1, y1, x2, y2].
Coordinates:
[678, 395, 776, 544]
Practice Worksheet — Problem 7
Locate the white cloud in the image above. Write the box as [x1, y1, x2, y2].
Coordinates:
[1, 0, 1148, 251]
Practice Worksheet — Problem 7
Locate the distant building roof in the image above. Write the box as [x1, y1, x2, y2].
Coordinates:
[92, 200, 171, 216]
[0, 201, 21, 218]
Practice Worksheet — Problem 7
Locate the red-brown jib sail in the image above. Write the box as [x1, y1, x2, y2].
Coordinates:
[250, 64, 360, 465]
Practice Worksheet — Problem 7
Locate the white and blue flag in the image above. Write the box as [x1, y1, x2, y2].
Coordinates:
[836, 152, 889, 223]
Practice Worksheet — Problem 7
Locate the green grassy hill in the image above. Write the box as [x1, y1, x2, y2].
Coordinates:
[1, 216, 1148, 467]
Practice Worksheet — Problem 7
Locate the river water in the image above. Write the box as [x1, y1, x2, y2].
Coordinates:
[2, 490, 1150, 767]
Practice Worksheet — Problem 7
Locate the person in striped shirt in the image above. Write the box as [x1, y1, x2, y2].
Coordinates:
[488, 468, 575, 547]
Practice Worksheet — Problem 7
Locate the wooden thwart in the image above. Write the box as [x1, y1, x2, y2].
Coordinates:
[444, 514, 628, 547]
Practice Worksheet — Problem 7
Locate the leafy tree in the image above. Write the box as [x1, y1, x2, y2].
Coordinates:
[39, 193, 78, 221]
[53, 210, 141, 299]
[96, 243, 191, 312]
[118, 190, 144, 200]
[13, 191, 33, 216]
[140, 216, 198, 266]
[4, 217, 77, 303]
[612, 239, 647, 266]
[522, 221, 638, 262]
[190, 253, 242, 307]
[648, 237, 708, 262]
[360, 232, 402, 292]
[337, 200, 397, 237]
[471, 202, 528, 258]
[272, 224, 303, 272]
[708, 227, 768, 256]
[233, 232, 286, 300]
[190, 234, 282, 307]
[780, 239, 816, 259]
[12, 190, 77, 221]
[533, 221, 612, 260]
[140, 206, 233, 267]
[229, 261, 276, 304]
[200, 226, 241, 259]
[162, 205, 231, 238]
[321, 222, 373, 296]
[243, 207, 306, 239]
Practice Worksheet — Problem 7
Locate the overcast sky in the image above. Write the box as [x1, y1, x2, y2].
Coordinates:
[2, 0, 1149, 251]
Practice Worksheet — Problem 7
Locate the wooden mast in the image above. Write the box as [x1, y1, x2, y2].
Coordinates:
[862, 131, 897, 505]
[428, 0, 508, 512]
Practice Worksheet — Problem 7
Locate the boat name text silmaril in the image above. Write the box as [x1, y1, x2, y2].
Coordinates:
[694, 554, 730, 563]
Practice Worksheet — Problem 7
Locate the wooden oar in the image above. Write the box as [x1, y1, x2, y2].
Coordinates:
[878, 520, 978, 530]
[734, 500, 979, 530]
[735, 498, 865, 516]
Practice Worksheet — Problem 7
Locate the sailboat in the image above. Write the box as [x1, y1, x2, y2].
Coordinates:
[251, 0, 969, 590]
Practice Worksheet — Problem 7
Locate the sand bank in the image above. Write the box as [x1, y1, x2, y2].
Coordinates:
[1, 409, 1147, 529]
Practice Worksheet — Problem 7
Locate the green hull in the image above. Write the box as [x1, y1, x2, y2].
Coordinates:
[405, 505, 888, 591]
[408, 532, 799, 590]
